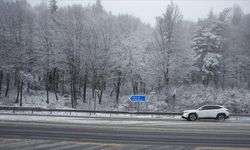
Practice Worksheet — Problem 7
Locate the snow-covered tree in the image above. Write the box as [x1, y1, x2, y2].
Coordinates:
[49, 0, 58, 15]
[153, 2, 183, 101]
[192, 10, 227, 88]
[231, 4, 243, 26]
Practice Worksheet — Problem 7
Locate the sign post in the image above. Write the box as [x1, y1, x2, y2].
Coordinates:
[129, 95, 146, 111]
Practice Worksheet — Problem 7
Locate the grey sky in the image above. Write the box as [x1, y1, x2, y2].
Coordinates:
[28, 0, 250, 26]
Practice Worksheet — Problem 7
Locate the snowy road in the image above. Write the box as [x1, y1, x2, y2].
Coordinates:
[0, 114, 250, 149]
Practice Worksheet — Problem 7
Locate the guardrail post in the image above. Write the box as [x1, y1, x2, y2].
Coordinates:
[50, 111, 52, 114]
[13, 109, 15, 114]
[90, 112, 91, 116]
[70, 112, 71, 116]
[31, 110, 33, 114]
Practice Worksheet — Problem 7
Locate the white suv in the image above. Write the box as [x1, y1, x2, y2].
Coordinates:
[182, 105, 230, 121]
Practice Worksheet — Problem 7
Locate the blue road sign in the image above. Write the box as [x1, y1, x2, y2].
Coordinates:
[129, 95, 146, 102]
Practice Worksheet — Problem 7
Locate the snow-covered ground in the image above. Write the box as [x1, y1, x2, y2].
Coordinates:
[1, 85, 250, 113]
[0, 88, 129, 111]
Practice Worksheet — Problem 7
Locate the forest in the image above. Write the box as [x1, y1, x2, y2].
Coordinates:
[0, 0, 250, 113]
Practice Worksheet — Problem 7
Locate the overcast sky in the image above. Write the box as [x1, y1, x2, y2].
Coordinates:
[28, 0, 250, 26]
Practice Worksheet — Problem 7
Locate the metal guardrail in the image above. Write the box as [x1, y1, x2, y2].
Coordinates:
[0, 106, 249, 118]
[0, 106, 181, 117]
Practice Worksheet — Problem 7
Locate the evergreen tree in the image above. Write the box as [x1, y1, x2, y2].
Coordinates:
[49, 0, 58, 15]
[92, 0, 104, 14]
[231, 4, 243, 25]
[192, 11, 224, 87]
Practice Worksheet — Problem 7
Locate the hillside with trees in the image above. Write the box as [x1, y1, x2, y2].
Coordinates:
[0, 0, 250, 113]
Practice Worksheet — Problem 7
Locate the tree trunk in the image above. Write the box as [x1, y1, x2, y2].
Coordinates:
[98, 90, 103, 104]
[115, 84, 120, 104]
[214, 74, 219, 89]
[15, 79, 20, 103]
[56, 69, 59, 90]
[158, 78, 162, 94]
[132, 81, 138, 95]
[27, 82, 30, 92]
[62, 70, 65, 95]
[53, 68, 58, 101]
[54, 85, 58, 100]
[164, 68, 170, 103]
[14, 70, 17, 87]
[221, 65, 226, 90]
[248, 70, 250, 90]
[92, 71, 97, 99]
[172, 94, 175, 112]
[46, 70, 49, 104]
[163, 69, 169, 87]
[73, 77, 77, 108]
[0, 71, 3, 94]
[20, 81, 23, 106]
[70, 72, 74, 108]
[73, 74, 77, 108]
[92, 82, 96, 99]
[82, 73, 87, 103]
[132, 82, 135, 95]
[70, 67, 77, 108]
[71, 80, 74, 108]
[110, 84, 115, 96]
[140, 81, 145, 94]
[115, 71, 122, 104]
[142, 82, 146, 94]
[5, 73, 10, 97]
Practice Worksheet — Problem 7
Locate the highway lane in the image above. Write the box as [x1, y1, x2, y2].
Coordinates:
[0, 115, 250, 149]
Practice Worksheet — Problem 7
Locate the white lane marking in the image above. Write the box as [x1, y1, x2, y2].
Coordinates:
[17, 140, 56, 150]
[0, 139, 26, 148]
[8, 140, 51, 149]
[54, 143, 84, 150]
[82, 144, 107, 150]
[0, 141, 22, 147]
[34, 141, 70, 149]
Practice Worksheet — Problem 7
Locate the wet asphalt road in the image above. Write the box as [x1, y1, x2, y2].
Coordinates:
[0, 114, 250, 149]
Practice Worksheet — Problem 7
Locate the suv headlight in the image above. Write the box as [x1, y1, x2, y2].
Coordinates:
[182, 112, 189, 117]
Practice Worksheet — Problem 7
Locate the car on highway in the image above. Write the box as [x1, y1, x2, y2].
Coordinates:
[182, 105, 230, 121]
